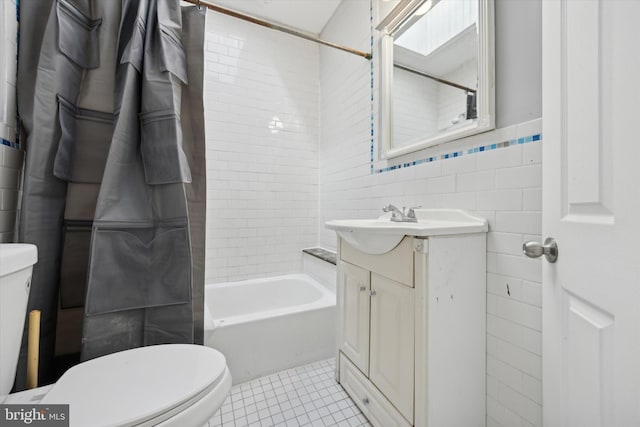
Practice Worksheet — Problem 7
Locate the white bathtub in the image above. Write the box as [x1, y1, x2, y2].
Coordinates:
[204, 274, 336, 384]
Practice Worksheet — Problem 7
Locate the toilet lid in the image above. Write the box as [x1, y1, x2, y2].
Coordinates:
[40, 344, 227, 427]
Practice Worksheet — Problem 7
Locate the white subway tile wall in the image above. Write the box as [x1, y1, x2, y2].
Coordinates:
[203, 12, 320, 284]
[319, 1, 542, 426]
[0, 0, 20, 242]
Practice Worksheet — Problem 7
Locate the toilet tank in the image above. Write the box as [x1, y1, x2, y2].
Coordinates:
[0, 244, 37, 396]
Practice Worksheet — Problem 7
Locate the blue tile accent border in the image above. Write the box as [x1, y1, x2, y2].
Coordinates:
[369, 0, 374, 175]
[374, 133, 542, 174]
[1, 138, 20, 149]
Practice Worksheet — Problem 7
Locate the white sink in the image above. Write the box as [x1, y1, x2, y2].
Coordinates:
[325, 209, 488, 254]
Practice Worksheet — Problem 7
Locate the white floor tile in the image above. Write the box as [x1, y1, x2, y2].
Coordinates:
[210, 359, 371, 427]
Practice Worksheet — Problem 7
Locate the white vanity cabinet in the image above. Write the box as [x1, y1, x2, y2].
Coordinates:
[339, 261, 415, 422]
[338, 261, 371, 374]
[334, 226, 487, 427]
[369, 273, 415, 421]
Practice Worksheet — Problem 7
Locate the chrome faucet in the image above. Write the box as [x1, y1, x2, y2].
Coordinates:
[382, 204, 419, 222]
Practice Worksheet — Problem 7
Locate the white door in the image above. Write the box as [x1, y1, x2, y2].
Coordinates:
[541, 1, 640, 426]
[369, 273, 414, 423]
[338, 261, 371, 374]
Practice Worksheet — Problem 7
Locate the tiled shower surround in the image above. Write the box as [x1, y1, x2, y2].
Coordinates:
[204, 12, 320, 284]
[203, 0, 543, 424]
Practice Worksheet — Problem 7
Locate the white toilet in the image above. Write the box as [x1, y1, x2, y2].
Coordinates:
[0, 244, 232, 427]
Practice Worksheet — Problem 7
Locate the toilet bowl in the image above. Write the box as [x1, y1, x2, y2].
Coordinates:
[0, 244, 232, 427]
[5, 344, 232, 427]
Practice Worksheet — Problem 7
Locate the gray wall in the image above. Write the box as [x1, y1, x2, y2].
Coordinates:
[495, 0, 542, 128]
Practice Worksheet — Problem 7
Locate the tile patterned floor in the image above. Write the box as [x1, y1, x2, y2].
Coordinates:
[207, 358, 372, 427]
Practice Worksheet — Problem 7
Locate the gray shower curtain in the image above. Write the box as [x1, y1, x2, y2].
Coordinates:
[16, 0, 206, 390]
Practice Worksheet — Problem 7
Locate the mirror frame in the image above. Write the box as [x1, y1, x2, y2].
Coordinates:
[378, 0, 495, 159]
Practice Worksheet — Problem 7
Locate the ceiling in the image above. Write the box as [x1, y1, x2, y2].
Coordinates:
[210, 0, 342, 34]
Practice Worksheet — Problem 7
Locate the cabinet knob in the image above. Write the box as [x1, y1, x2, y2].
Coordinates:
[359, 286, 367, 292]
[362, 397, 370, 405]
[370, 290, 377, 296]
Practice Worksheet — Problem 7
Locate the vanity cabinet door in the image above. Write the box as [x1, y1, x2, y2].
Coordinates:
[369, 273, 415, 423]
[339, 261, 371, 375]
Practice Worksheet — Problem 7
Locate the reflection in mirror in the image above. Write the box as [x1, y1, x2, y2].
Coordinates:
[379, 0, 494, 158]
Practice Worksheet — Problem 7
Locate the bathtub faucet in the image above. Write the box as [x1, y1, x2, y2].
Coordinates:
[382, 204, 419, 222]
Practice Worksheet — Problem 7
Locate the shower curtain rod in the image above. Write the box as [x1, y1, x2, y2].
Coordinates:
[394, 63, 477, 93]
[184, 0, 372, 60]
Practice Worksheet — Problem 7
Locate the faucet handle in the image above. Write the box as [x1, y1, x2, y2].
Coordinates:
[407, 206, 422, 218]
[383, 204, 403, 221]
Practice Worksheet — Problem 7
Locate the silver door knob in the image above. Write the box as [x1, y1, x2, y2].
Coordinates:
[523, 237, 558, 263]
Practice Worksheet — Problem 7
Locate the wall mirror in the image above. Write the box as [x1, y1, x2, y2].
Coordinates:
[378, 0, 494, 158]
